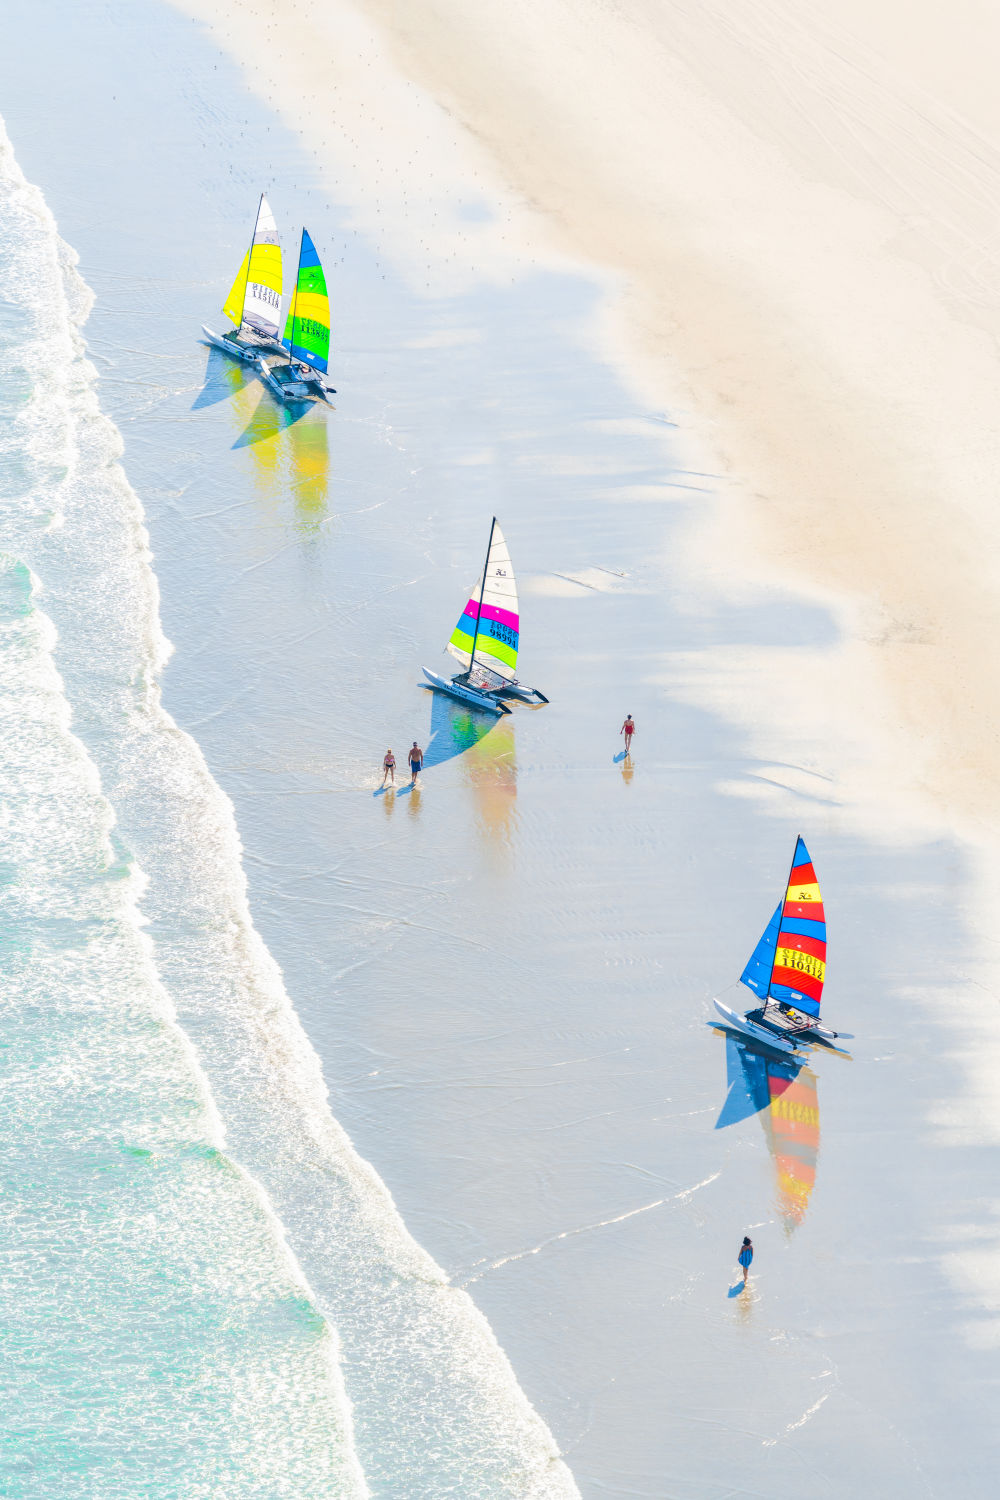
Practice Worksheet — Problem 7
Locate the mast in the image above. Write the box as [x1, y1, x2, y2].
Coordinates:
[237, 193, 264, 332]
[467, 516, 496, 679]
[765, 835, 801, 1005]
[286, 228, 304, 358]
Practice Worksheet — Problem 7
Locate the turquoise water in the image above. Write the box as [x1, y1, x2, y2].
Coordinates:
[0, 119, 576, 1498]
[0, 138, 365, 1499]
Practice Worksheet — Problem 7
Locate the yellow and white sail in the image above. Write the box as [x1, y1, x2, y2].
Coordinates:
[223, 194, 282, 340]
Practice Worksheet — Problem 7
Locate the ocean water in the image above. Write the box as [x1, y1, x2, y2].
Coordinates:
[0, 128, 366, 1500]
[0, 116, 577, 1499]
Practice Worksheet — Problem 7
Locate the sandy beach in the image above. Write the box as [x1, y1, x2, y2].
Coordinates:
[2, 0, 1000, 1495]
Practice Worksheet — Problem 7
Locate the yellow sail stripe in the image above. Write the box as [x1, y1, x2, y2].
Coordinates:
[770, 1098, 820, 1127]
[786, 880, 821, 904]
[223, 250, 250, 328]
[290, 289, 328, 325]
[775, 946, 825, 983]
[248, 241, 281, 293]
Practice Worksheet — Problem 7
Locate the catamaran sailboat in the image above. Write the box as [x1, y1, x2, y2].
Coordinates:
[202, 194, 286, 363]
[714, 836, 848, 1053]
[422, 517, 549, 715]
[258, 228, 336, 406]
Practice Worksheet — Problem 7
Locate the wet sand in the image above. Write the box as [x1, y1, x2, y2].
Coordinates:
[4, 1, 1000, 1495]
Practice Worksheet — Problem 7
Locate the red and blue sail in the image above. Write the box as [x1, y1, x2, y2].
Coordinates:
[740, 835, 827, 1018]
[282, 228, 330, 373]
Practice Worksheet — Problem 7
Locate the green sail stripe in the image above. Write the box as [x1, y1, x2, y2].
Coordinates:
[449, 625, 516, 671]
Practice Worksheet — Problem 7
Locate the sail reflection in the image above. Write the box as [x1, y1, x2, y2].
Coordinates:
[716, 1032, 820, 1233]
[287, 412, 330, 527]
[224, 380, 330, 531]
[461, 717, 517, 844]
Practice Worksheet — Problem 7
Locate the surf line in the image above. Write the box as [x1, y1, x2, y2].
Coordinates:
[458, 1172, 721, 1286]
[762, 1390, 831, 1448]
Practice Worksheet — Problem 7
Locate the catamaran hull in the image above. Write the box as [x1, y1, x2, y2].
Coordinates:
[494, 682, 549, 704]
[713, 999, 804, 1055]
[259, 362, 336, 406]
[422, 668, 511, 715]
[201, 324, 283, 364]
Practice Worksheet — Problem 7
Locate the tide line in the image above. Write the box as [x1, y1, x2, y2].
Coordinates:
[459, 1172, 721, 1286]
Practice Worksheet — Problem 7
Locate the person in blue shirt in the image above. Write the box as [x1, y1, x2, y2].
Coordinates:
[738, 1236, 754, 1287]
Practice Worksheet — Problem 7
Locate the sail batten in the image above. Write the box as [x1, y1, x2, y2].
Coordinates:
[446, 520, 520, 684]
[282, 228, 330, 372]
[223, 195, 282, 339]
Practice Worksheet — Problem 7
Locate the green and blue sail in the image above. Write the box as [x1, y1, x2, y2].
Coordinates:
[282, 229, 330, 373]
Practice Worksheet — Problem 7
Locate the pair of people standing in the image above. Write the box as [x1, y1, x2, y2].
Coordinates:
[382, 742, 423, 788]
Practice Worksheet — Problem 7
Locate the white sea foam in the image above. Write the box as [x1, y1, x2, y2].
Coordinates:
[0, 114, 580, 1498]
[0, 120, 369, 1500]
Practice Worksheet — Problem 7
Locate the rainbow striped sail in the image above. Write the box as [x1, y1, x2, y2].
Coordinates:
[223, 194, 283, 340]
[446, 518, 519, 686]
[740, 835, 827, 1018]
[282, 229, 330, 373]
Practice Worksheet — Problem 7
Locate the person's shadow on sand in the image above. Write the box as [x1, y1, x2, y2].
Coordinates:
[727, 1282, 746, 1298]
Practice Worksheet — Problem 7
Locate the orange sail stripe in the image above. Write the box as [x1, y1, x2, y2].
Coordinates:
[778, 932, 826, 962]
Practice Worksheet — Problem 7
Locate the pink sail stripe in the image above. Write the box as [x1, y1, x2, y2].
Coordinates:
[462, 599, 520, 631]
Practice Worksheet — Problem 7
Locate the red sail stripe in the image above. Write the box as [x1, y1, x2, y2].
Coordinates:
[771, 965, 823, 1001]
[787, 861, 817, 887]
[776, 932, 826, 961]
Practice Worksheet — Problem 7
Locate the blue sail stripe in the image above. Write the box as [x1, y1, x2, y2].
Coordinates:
[768, 981, 821, 1018]
[779, 916, 826, 941]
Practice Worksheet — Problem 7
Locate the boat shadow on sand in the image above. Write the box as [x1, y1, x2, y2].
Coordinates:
[421, 683, 507, 769]
[192, 344, 253, 411]
[193, 346, 313, 442]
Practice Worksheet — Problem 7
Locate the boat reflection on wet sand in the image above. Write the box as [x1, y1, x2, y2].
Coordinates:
[716, 1031, 820, 1232]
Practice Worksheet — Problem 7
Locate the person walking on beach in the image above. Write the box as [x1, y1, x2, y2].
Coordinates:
[738, 1236, 754, 1288]
[620, 714, 635, 755]
[381, 749, 396, 787]
[408, 741, 424, 786]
